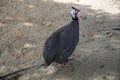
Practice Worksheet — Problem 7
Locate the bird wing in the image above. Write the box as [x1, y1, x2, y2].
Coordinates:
[43, 31, 61, 64]
[58, 30, 79, 61]
[59, 31, 74, 51]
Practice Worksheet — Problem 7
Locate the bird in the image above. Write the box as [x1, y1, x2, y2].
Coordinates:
[0, 7, 80, 80]
[43, 7, 80, 66]
[0, 7, 79, 80]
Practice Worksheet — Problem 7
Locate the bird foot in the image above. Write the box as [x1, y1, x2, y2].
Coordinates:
[66, 58, 74, 62]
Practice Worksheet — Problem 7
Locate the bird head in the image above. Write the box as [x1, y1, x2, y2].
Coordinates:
[71, 7, 80, 20]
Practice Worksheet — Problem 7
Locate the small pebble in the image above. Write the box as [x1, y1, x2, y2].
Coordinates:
[100, 65, 105, 68]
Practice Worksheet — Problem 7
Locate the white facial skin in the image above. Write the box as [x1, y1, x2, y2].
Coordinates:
[71, 9, 76, 19]
[71, 9, 79, 20]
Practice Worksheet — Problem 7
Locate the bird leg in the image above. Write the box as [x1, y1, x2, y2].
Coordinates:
[60, 58, 74, 67]
[65, 57, 74, 62]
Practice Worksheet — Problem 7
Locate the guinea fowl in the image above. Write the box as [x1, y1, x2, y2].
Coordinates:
[43, 7, 80, 66]
[0, 7, 79, 80]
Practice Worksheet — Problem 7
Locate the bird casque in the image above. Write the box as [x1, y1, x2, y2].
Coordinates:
[43, 7, 80, 66]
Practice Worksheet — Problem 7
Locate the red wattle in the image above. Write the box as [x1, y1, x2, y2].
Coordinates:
[76, 10, 79, 16]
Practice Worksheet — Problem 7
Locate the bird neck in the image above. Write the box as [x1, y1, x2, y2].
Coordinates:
[72, 17, 79, 21]
[71, 18, 79, 27]
[72, 17, 79, 22]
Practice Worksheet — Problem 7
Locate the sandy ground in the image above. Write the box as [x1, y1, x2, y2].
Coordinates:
[0, 0, 120, 80]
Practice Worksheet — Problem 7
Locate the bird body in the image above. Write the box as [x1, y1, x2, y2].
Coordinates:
[43, 7, 80, 66]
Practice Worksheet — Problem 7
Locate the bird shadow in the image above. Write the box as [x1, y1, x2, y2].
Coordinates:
[0, 64, 44, 80]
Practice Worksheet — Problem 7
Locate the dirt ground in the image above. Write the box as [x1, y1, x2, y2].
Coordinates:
[0, 0, 120, 80]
